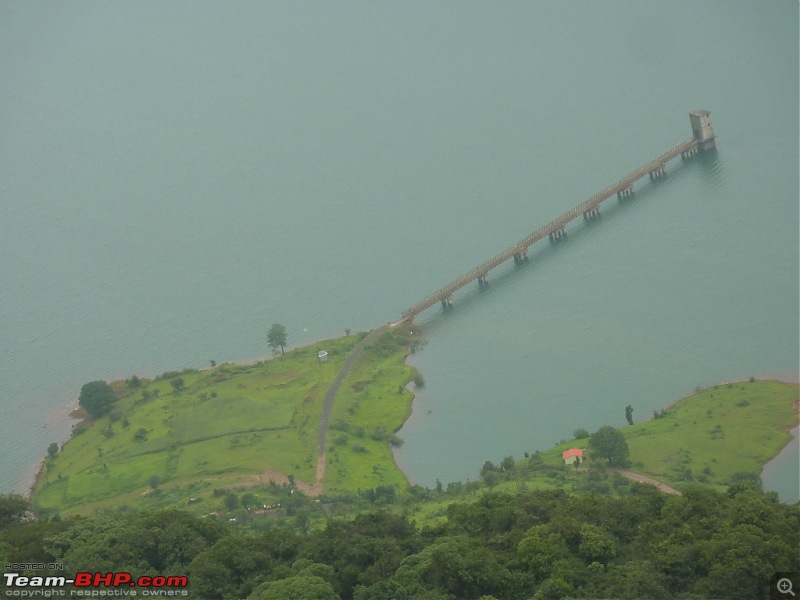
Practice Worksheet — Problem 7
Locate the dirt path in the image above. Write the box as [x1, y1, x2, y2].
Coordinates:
[222, 469, 319, 496]
[576, 466, 682, 495]
[616, 470, 682, 495]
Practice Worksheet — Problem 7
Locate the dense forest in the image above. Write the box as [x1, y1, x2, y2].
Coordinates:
[2, 479, 797, 599]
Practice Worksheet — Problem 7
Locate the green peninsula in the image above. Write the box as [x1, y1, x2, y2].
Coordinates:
[32, 328, 419, 515]
[31, 320, 797, 519]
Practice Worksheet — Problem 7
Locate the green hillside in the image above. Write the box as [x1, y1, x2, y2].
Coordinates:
[31, 328, 418, 515]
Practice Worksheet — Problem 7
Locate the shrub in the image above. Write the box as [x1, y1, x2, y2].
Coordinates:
[574, 428, 590, 439]
[224, 493, 238, 510]
[78, 380, 116, 418]
[71, 422, 89, 437]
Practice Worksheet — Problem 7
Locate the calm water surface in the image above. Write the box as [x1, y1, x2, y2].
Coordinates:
[1, 1, 797, 501]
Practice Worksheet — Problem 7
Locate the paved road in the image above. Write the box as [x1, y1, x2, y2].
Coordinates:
[312, 325, 391, 491]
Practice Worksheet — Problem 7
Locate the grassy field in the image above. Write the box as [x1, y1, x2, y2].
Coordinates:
[500, 379, 798, 491]
[623, 379, 798, 489]
[323, 329, 417, 494]
[32, 339, 796, 519]
[31, 329, 420, 515]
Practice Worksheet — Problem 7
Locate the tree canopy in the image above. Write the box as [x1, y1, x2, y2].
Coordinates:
[589, 425, 630, 465]
[2, 485, 798, 600]
[77, 380, 116, 418]
[268, 323, 288, 355]
[250, 575, 339, 600]
[0, 494, 30, 529]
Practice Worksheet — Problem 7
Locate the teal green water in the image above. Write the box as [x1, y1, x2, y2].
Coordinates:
[1, 1, 797, 500]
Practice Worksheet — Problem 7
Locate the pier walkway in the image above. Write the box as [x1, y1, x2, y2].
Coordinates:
[400, 111, 716, 322]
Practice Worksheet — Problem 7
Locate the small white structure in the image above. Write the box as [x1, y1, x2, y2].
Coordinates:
[317, 350, 328, 363]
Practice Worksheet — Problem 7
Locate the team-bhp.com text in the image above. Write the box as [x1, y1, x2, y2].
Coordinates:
[4, 572, 189, 597]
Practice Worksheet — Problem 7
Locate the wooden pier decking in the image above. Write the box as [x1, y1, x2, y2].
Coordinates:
[400, 111, 715, 322]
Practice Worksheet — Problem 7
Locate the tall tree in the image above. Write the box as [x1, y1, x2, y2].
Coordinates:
[625, 404, 634, 426]
[0, 494, 30, 529]
[78, 380, 116, 418]
[268, 323, 288, 355]
[589, 426, 630, 465]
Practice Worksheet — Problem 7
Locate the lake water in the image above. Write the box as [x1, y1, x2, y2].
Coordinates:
[1, 1, 797, 502]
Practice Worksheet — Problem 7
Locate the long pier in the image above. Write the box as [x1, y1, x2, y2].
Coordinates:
[400, 110, 716, 323]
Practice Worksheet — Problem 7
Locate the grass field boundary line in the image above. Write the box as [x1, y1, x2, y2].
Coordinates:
[115, 426, 294, 459]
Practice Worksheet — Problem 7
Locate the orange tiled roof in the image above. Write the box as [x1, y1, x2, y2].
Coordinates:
[562, 448, 584, 459]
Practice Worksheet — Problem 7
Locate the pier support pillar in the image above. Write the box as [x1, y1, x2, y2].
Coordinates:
[617, 186, 634, 200]
[583, 206, 601, 221]
[649, 165, 666, 179]
[550, 227, 566, 242]
[681, 146, 699, 160]
[478, 274, 489, 288]
[441, 296, 453, 311]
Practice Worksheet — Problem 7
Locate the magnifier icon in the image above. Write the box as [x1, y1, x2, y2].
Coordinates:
[778, 578, 795, 597]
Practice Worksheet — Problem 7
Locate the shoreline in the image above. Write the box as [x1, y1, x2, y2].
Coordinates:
[20, 400, 82, 498]
[658, 378, 799, 485]
[22, 324, 798, 502]
[25, 324, 411, 503]
[20, 333, 360, 499]
[663, 376, 799, 410]
[760, 398, 800, 478]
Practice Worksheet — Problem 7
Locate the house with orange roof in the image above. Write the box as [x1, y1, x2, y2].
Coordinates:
[561, 448, 584, 465]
